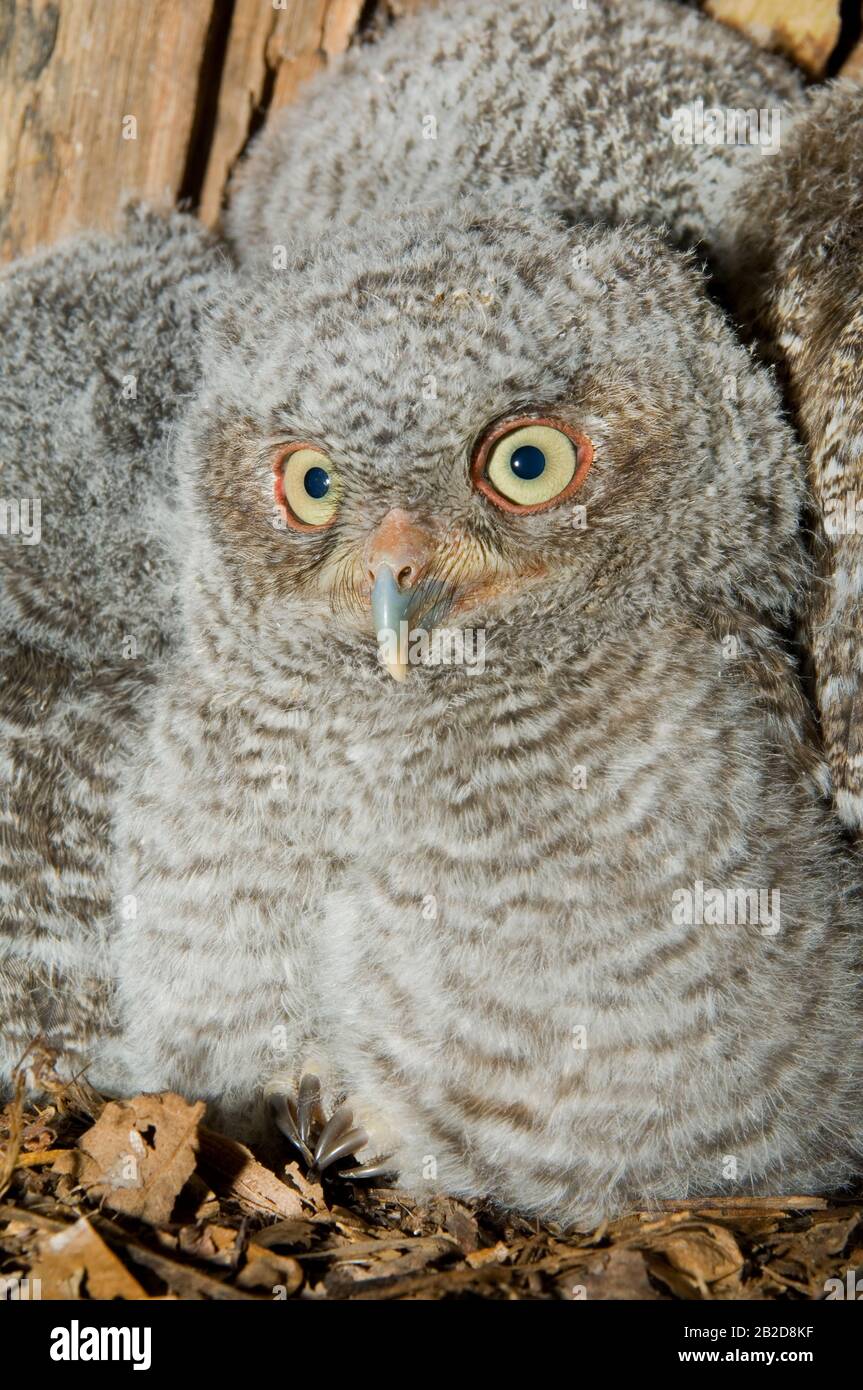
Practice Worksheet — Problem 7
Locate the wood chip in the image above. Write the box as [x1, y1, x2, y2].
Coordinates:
[197, 1127, 308, 1219]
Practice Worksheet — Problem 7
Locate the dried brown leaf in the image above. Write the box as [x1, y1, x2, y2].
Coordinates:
[0, 1070, 26, 1200]
[252, 1217, 317, 1251]
[642, 1221, 744, 1298]
[30, 1216, 148, 1300]
[178, 1222, 239, 1266]
[198, 1127, 308, 1219]
[567, 1247, 664, 1301]
[466, 1240, 510, 1269]
[238, 1242, 303, 1294]
[73, 1092, 205, 1225]
[440, 1200, 481, 1254]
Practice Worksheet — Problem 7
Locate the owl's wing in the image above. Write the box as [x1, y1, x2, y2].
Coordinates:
[0, 634, 149, 1088]
[729, 83, 863, 834]
[0, 206, 223, 669]
[0, 209, 223, 1092]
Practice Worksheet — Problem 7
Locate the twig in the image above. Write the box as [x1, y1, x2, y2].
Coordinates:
[11, 1149, 68, 1169]
[655, 1196, 829, 1212]
[0, 1072, 25, 1200]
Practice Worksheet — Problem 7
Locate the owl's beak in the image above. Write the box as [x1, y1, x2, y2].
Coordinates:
[371, 565, 414, 681]
[367, 509, 435, 682]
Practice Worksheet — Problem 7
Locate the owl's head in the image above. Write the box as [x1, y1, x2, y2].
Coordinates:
[180, 206, 804, 685]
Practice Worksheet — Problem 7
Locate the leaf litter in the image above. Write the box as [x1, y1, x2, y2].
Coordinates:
[1, 1052, 860, 1301]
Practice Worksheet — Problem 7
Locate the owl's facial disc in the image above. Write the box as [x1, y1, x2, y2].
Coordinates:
[271, 417, 595, 681]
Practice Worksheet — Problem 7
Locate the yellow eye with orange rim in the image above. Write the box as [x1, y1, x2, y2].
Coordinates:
[471, 416, 593, 513]
[273, 444, 342, 531]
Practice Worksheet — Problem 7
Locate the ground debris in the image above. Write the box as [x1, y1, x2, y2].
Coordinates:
[1, 1078, 861, 1300]
[54, 1092, 205, 1226]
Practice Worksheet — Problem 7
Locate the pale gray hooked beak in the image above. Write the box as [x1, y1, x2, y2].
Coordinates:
[366, 508, 436, 682]
[371, 564, 414, 682]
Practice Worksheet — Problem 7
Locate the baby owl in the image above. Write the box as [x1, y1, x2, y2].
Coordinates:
[1, 0, 861, 1227]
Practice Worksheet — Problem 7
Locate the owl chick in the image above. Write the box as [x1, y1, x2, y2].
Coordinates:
[227, 0, 802, 278]
[2, 0, 860, 1230]
[104, 205, 863, 1225]
[0, 209, 222, 1086]
[727, 81, 863, 836]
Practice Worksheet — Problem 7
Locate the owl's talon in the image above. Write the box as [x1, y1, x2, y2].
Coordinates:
[297, 1072, 325, 1146]
[312, 1102, 355, 1167]
[338, 1154, 397, 1181]
[268, 1087, 314, 1166]
[269, 1077, 394, 1183]
[313, 1122, 369, 1174]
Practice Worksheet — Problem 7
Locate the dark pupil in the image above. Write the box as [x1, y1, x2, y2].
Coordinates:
[303, 466, 330, 499]
[509, 444, 546, 480]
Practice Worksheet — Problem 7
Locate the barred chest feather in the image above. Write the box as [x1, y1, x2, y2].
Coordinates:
[109, 609, 861, 1222]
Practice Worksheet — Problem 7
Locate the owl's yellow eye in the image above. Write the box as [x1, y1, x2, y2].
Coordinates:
[472, 416, 593, 513]
[274, 444, 342, 531]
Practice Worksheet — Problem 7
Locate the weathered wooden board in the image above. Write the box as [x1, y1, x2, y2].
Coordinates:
[198, 0, 364, 228]
[704, 0, 841, 77]
[0, 0, 218, 261]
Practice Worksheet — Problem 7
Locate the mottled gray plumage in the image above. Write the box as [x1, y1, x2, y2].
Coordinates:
[728, 81, 863, 836]
[233, 0, 863, 747]
[1, 0, 862, 1227]
[227, 0, 802, 277]
[0, 208, 222, 1083]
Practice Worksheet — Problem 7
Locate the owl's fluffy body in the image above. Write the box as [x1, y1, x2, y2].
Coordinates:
[228, 0, 802, 274]
[0, 211, 222, 1082]
[731, 82, 863, 835]
[102, 211, 862, 1222]
[1, 0, 861, 1226]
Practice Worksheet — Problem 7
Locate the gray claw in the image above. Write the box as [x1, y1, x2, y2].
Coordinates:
[269, 1087, 314, 1166]
[340, 1155, 396, 1181]
[271, 1082, 396, 1184]
[297, 1073, 324, 1146]
[314, 1126, 369, 1172]
[313, 1104, 369, 1172]
[311, 1102, 352, 1161]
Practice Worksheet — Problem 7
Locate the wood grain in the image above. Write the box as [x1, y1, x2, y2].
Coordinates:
[0, 0, 218, 261]
[704, 0, 841, 77]
[199, 0, 332, 229]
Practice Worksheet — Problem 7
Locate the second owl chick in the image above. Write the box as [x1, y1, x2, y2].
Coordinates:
[226, 0, 801, 276]
[729, 81, 863, 836]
